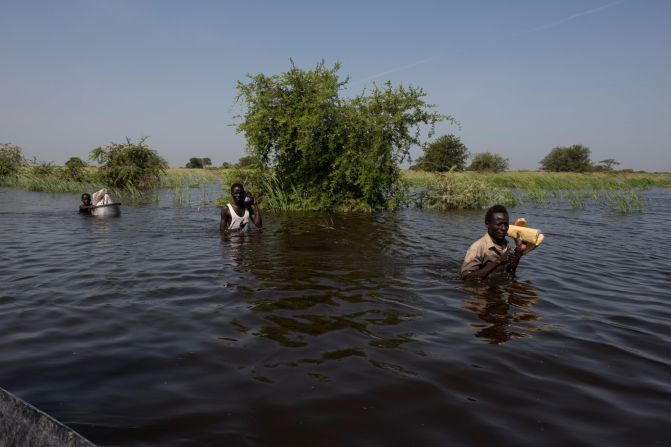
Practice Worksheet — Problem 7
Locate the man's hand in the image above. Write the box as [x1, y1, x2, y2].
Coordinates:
[245, 193, 257, 207]
[506, 234, 527, 275]
[513, 234, 528, 256]
[500, 248, 516, 265]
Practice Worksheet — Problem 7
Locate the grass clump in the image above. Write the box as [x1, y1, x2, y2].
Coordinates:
[606, 190, 643, 213]
[418, 173, 516, 210]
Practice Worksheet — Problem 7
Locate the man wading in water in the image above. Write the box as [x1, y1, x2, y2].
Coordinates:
[220, 183, 262, 232]
[461, 204, 527, 280]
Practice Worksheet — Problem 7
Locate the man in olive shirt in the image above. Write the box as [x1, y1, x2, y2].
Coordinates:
[461, 204, 527, 280]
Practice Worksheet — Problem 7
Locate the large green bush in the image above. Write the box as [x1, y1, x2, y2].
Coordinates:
[0, 143, 24, 177]
[412, 134, 469, 172]
[469, 152, 509, 172]
[235, 61, 449, 210]
[90, 137, 168, 189]
[539, 144, 593, 172]
[64, 157, 88, 181]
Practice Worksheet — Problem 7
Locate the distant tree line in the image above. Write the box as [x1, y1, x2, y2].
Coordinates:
[410, 137, 623, 173]
[1, 136, 629, 196]
[410, 134, 509, 172]
[539, 144, 623, 172]
[1, 138, 167, 190]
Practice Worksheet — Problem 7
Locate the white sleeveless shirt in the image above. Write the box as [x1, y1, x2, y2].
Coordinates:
[227, 203, 250, 230]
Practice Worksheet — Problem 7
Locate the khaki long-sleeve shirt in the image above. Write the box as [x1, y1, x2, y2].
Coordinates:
[460, 233, 512, 278]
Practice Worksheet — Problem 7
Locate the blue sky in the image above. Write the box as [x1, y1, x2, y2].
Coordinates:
[1, 0, 669, 170]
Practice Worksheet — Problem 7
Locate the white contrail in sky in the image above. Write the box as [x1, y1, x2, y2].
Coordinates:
[496, 0, 626, 40]
[354, 0, 625, 84]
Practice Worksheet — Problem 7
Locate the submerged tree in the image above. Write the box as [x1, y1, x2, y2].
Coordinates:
[539, 144, 593, 172]
[413, 134, 470, 172]
[468, 152, 509, 172]
[235, 61, 449, 209]
[90, 137, 168, 189]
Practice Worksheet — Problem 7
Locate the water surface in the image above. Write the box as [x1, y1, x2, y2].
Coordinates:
[1, 187, 670, 446]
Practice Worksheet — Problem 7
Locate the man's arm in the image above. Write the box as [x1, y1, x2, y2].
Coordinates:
[220, 206, 231, 232]
[249, 196, 262, 228]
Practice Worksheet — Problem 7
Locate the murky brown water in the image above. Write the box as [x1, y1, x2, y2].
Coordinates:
[1, 187, 670, 446]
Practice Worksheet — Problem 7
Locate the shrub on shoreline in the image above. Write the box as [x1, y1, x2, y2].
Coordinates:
[90, 137, 168, 189]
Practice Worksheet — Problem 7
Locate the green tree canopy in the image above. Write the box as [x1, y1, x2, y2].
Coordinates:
[90, 137, 168, 189]
[539, 144, 593, 172]
[235, 61, 448, 209]
[65, 156, 87, 181]
[468, 152, 509, 172]
[412, 134, 469, 172]
[186, 157, 204, 168]
[0, 143, 24, 177]
[185, 157, 212, 168]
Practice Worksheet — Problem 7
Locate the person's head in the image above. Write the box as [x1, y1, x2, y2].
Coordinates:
[81, 193, 91, 206]
[485, 204, 509, 243]
[230, 183, 246, 205]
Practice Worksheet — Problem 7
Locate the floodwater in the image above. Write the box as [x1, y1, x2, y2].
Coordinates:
[1, 186, 670, 446]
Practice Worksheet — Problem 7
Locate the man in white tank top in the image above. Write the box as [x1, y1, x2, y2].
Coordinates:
[220, 182, 263, 232]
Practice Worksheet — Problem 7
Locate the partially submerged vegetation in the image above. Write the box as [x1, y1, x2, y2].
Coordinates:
[1, 156, 667, 213]
[234, 61, 450, 211]
[90, 137, 167, 190]
[403, 170, 668, 211]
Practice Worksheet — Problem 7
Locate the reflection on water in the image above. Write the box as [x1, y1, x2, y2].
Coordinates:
[219, 215, 423, 380]
[462, 279, 543, 344]
[2, 187, 671, 446]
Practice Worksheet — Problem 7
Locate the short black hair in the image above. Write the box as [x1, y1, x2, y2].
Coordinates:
[485, 204, 508, 223]
[230, 182, 244, 194]
[81, 193, 91, 199]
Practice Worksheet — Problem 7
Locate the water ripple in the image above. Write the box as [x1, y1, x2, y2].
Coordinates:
[1, 187, 670, 446]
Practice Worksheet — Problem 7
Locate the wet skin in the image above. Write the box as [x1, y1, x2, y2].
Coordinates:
[487, 212, 509, 245]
